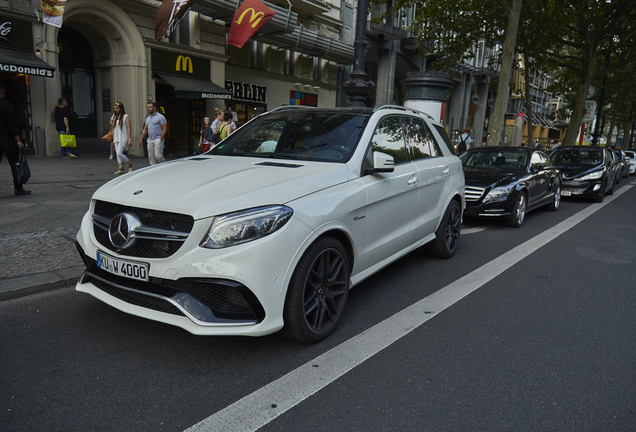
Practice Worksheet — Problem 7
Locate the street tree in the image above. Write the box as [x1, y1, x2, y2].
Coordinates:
[377, 0, 525, 146]
[537, 0, 636, 146]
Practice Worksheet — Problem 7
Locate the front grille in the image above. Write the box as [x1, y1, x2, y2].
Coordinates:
[465, 186, 486, 202]
[93, 200, 194, 258]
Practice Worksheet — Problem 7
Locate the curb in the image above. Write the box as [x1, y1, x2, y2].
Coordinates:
[0, 265, 85, 301]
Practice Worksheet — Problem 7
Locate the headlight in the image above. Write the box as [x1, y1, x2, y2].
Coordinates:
[485, 186, 513, 200]
[200, 206, 293, 249]
[578, 170, 603, 180]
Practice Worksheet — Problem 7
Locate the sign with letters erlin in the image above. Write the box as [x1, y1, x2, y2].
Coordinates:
[228, 0, 276, 49]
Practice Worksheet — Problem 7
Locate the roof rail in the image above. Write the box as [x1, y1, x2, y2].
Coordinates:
[373, 105, 435, 121]
[269, 105, 317, 112]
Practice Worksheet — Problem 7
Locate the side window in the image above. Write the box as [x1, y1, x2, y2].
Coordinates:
[370, 116, 408, 164]
[539, 152, 552, 167]
[404, 117, 442, 160]
[530, 152, 542, 169]
[432, 123, 455, 154]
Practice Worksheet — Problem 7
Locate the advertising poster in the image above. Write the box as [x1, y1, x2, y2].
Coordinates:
[32, 0, 66, 28]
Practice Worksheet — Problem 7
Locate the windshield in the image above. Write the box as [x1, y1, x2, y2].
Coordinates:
[461, 149, 529, 168]
[551, 148, 603, 165]
[209, 110, 369, 163]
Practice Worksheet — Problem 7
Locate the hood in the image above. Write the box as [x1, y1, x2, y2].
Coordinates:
[463, 166, 524, 188]
[553, 161, 603, 178]
[92, 155, 349, 219]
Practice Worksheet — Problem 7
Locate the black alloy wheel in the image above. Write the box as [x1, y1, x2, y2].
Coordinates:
[426, 200, 461, 258]
[508, 192, 527, 228]
[282, 237, 350, 343]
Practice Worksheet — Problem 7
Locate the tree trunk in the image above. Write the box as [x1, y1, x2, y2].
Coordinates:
[524, 54, 534, 147]
[562, 49, 596, 146]
[488, 0, 523, 146]
[622, 103, 635, 149]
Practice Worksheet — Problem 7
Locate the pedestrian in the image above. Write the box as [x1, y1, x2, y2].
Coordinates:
[55, 97, 76, 159]
[0, 83, 31, 196]
[110, 101, 133, 175]
[457, 128, 472, 154]
[219, 111, 235, 141]
[211, 108, 223, 141]
[198, 116, 214, 153]
[138, 101, 167, 165]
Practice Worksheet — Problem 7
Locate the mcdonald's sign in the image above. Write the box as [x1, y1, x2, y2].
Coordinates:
[228, 0, 275, 49]
[176, 55, 193, 74]
[237, 9, 265, 28]
[151, 48, 209, 80]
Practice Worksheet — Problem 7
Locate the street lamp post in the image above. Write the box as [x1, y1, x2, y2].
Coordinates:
[343, 0, 374, 107]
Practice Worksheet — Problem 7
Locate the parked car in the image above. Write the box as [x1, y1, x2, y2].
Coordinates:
[550, 146, 616, 202]
[460, 147, 561, 227]
[613, 149, 630, 179]
[75, 105, 465, 343]
[624, 150, 636, 176]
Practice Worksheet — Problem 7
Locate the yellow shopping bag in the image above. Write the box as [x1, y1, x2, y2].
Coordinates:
[60, 134, 77, 148]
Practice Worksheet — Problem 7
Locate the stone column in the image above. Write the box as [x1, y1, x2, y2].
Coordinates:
[401, 72, 452, 123]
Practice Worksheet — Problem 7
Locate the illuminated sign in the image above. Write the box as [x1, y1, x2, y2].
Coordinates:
[290, 91, 317, 107]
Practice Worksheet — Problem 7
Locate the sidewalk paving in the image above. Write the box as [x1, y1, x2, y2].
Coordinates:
[0, 153, 165, 300]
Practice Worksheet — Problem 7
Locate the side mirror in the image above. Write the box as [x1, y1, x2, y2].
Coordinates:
[533, 163, 544, 172]
[366, 151, 395, 174]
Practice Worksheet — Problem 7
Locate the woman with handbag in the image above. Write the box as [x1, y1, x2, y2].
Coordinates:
[110, 102, 133, 175]
[198, 116, 214, 153]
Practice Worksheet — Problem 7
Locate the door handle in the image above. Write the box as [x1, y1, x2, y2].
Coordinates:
[443, 167, 450, 175]
[408, 175, 418, 185]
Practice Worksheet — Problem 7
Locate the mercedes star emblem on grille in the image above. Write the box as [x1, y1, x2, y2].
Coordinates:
[108, 212, 140, 249]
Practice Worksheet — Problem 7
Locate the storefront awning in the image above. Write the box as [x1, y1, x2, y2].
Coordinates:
[0, 47, 55, 78]
[153, 73, 232, 99]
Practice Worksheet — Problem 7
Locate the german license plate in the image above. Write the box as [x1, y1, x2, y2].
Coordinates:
[561, 190, 571, 196]
[97, 251, 149, 282]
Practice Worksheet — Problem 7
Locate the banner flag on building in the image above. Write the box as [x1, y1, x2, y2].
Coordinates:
[155, 0, 198, 42]
[32, 0, 66, 28]
[227, 0, 276, 49]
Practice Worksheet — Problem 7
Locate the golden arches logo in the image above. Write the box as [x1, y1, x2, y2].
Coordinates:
[175, 55, 193, 73]
[237, 8, 266, 28]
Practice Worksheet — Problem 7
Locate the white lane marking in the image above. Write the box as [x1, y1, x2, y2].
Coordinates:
[185, 186, 632, 432]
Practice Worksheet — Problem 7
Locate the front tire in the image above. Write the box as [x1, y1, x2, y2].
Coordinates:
[508, 192, 527, 228]
[281, 237, 350, 343]
[426, 200, 461, 258]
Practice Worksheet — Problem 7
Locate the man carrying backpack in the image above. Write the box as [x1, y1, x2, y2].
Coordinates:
[457, 129, 472, 155]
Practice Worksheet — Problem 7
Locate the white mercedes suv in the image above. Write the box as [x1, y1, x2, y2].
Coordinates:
[75, 105, 465, 343]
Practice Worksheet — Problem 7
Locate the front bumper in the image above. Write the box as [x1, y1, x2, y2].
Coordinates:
[75, 209, 313, 336]
[561, 179, 603, 199]
[463, 198, 514, 218]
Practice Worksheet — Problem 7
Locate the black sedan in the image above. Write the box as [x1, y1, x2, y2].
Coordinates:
[460, 147, 561, 227]
[613, 149, 630, 180]
[550, 146, 616, 203]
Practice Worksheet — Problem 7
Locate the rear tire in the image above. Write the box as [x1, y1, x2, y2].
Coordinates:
[281, 237, 350, 344]
[546, 180, 561, 211]
[426, 200, 461, 259]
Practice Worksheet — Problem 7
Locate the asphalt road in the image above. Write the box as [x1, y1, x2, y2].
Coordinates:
[1, 178, 635, 432]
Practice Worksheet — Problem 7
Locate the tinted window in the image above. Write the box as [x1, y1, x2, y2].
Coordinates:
[370, 116, 408, 164]
[433, 124, 455, 154]
[404, 117, 442, 160]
